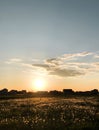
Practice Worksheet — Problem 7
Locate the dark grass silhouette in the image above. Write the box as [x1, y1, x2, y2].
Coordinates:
[0, 97, 99, 130]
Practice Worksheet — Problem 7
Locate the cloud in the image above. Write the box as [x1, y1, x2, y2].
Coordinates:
[61, 52, 92, 60]
[32, 64, 50, 70]
[5, 52, 99, 78]
[32, 52, 92, 77]
[45, 57, 62, 66]
[94, 54, 99, 59]
[21, 63, 33, 68]
[49, 68, 84, 77]
[32, 64, 84, 77]
[10, 58, 22, 62]
[5, 58, 22, 64]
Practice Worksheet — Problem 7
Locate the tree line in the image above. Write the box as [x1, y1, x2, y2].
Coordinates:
[0, 88, 98, 99]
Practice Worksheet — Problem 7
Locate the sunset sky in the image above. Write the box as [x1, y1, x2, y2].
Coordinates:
[0, 0, 99, 91]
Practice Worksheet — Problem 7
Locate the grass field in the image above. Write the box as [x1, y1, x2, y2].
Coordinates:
[0, 96, 99, 130]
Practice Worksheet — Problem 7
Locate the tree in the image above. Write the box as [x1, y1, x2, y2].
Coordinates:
[0, 88, 8, 95]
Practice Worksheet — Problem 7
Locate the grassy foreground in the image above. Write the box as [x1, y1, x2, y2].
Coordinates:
[0, 96, 99, 130]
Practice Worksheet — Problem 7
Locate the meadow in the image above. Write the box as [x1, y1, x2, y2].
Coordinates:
[0, 96, 99, 130]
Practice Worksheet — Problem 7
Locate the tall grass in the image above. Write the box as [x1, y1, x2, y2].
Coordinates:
[0, 97, 99, 130]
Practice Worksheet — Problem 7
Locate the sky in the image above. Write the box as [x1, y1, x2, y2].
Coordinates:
[0, 0, 99, 92]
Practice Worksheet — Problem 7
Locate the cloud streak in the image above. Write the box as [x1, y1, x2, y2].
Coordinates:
[32, 64, 50, 70]
[32, 52, 94, 77]
[5, 58, 22, 64]
[61, 52, 92, 60]
[5, 52, 99, 78]
[49, 68, 84, 77]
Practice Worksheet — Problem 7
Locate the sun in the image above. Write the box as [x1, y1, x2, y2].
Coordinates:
[33, 78, 46, 91]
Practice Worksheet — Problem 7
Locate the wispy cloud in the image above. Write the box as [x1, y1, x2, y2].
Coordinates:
[32, 64, 50, 70]
[32, 64, 84, 77]
[32, 52, 94, 77]
[21, 63, 33, 68]
[4, 52, 99, 77]
[49, 68, 84, 77]
[61, 52, 93, 60]
[5, 58, 22, 64]
[94, 54, 99, 59]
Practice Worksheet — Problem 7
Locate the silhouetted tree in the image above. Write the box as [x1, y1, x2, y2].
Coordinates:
[18, 90, 27, 94]
[9, 90, 18, 95]
[0, 88, 8, 95]
[90, 89, 98, 95]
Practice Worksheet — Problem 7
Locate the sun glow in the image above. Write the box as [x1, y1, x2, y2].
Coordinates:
[33, 78, 46, 91]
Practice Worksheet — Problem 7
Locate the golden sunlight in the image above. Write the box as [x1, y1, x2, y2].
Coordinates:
[33, 78, 46, 91]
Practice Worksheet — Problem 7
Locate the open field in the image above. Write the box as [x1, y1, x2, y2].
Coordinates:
[0, 96, 99, 130]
